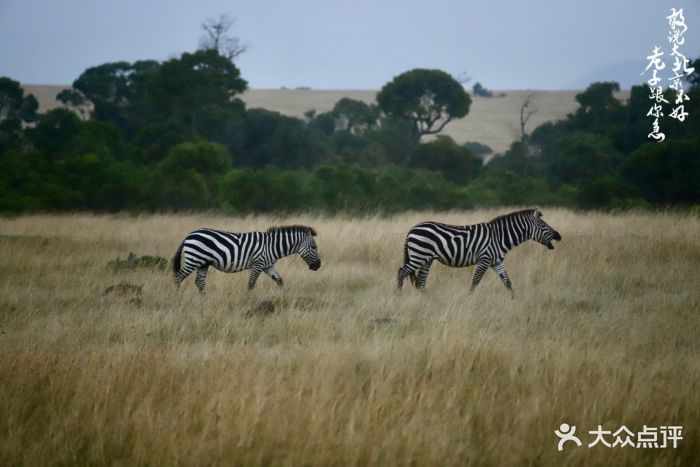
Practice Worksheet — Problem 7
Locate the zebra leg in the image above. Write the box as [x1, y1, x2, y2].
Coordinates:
[470, 260, 490, 293]
[416, 260, 433, 292]
[263, 266, 286, 291]
[492, 261, 515, 299]
[397, 264, 417, 291]
[195, 266, 209, 295]
[174, 264, 195, 289]
[247, 264, 264, 291]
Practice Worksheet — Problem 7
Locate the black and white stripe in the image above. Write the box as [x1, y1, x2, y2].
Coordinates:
[173, 225, 320, 294]
[397, 208, 561, 296]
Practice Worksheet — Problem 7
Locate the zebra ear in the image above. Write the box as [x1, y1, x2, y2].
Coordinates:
[532, 207, 542, 218]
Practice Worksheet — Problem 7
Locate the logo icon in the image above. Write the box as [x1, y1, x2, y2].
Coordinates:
[555, 423, 582, 451]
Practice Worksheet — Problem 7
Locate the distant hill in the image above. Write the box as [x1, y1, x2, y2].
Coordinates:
[22, 85, 628, 155]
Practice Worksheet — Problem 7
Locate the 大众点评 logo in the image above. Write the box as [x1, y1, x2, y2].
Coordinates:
[555, 423, 683, 451]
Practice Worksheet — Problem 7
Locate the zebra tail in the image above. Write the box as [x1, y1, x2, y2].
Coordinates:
[172, 242, 184, 277]
[404, 241, 418, 288]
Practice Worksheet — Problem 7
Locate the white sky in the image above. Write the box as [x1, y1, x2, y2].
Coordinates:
[0, 0, 698, 90]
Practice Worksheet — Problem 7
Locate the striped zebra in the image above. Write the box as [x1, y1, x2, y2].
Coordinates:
[172, 225, 321, 294]
[397, 208, 561, 296]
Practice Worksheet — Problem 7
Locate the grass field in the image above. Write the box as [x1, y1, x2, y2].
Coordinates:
[25, 84, 626, 155]
[1, 209, 698, 465]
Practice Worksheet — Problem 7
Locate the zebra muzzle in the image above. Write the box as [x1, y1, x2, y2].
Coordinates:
[309, 260, 321, 271]
[547, 232, 562, 250]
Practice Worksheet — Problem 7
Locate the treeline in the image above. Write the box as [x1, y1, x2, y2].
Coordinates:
[0, 50, 698, 213]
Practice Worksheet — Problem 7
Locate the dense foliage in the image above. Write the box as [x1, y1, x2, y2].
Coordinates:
[1, 53, 698, 213]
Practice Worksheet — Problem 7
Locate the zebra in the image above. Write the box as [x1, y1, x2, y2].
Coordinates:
[172, 225, 321, 294]
[397, 208, 561, 297]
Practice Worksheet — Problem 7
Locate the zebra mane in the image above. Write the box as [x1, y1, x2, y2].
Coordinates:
[266, 225, 317, 237]
[488, 208, 538, 224]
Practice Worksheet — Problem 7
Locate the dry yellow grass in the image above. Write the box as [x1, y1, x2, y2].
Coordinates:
[25, 85, 631, 155]
[1, 209, 699, 466]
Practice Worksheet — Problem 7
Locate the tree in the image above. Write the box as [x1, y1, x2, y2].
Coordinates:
[238, 108, 324, 169]
[622, 138, 700, 205]
[56, 88, 89, 120]
[146, 50, 247, 137]
[463, 141, 492, 156]
[331, 98, 379, 133]
[199, 14, 248, 60]
[0, 77, 38, 123]
[0, 77, 38, 149]
[151, 141, 231, 210]
[518, 92, 538, 142]
[66, 60, 159, 134]
[376, 69, 471, 141]
[573, 81, 623, 132]
[411, 136, 482, 185]
[472, 82, 493, 97]
[27, 108, 84, 158]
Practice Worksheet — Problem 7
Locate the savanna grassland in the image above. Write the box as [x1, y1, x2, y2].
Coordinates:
[0, 209, 699, 466]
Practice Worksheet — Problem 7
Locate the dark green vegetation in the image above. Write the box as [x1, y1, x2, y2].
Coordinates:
[1, 54, 699, 213]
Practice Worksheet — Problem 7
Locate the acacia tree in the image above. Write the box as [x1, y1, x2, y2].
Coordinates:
[376, 69, 471, 142]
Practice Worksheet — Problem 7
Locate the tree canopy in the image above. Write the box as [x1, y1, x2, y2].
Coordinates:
[376, 69, 471, 139]
[1, 53, 699, 214]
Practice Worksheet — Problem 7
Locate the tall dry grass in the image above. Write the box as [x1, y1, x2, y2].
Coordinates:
[0, 209, 698, 466]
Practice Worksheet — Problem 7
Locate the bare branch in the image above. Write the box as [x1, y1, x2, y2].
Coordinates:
[519, 92, 538, 141]
[422, 116, 453, 135]
[456, 71, 472, 86]
[199, 14, 249, 60]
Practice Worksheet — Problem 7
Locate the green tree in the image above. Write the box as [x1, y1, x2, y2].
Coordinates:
[218, 167, 312, 212]
[151, 141, 231, 210]
[376, 69, 471, 141]
[0, 77, 38, 150]
[66, 60, 159, 134]
[546, 131, 619, 185]
[50, 152, 145, 211]
[56, 88, 89, 120]
[331, 98, 379, 133]
[0, 77, 38, 123]
[571, 82, 623, 136]
[472, 82, 493, 97]
[238, 109, 325, 169]
[622, 138, 700, 205]
[463, 141, 492, 156]
[146, 50, 247, 137]
[411, 136, 482, 184]
[27, 108, 84, 158]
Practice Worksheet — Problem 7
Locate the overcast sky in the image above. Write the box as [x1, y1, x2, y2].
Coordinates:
[0, 0, 698, 90]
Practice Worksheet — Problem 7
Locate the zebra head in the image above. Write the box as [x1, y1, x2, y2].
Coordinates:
[298, 227, 321, 270]
[529, 208, 561, 250]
